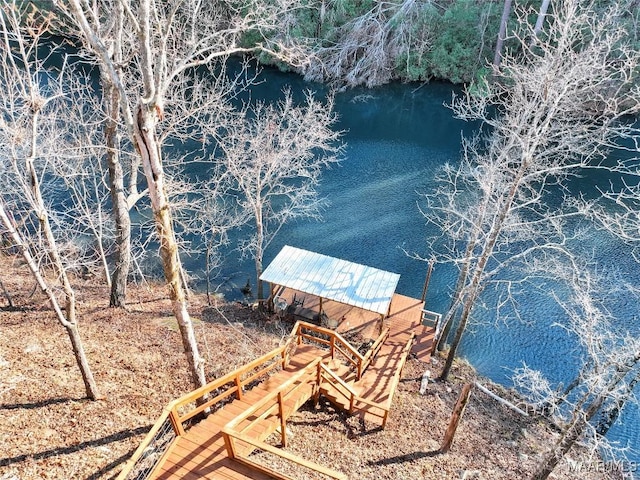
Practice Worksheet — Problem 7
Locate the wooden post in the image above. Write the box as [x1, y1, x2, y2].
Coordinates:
[235, 374, 243, 400]
[278, 391, 287, 447]
[313, 363, 322, 406]
[223, 432, 237, 459]
[267, 282, 274, 313]
[169, 406, 186, 436]
[439, 383, 473, 453]
[421, 259, 434, 303]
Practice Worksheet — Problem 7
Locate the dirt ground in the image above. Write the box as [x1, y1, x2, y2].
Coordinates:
[0, 255, 620, 480]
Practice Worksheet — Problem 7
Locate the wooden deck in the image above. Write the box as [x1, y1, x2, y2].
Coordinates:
[319, 294, 427, 426]
[277, 289, 434, 362]
[119, 295, 437, 480]
[150, 346, 328, 480]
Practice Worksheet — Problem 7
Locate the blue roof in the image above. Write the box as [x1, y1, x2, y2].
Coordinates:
[260, 245, 400, 316]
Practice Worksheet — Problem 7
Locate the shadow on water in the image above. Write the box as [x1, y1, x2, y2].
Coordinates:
[183, 65, 640, 467]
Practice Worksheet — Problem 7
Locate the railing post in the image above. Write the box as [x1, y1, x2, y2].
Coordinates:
[169, 406, 186, 436]
[330, 336, 335, 358]
[314, 363, 322, 406]
[235, 373, 243, 400]
[222, 431, 237, 459]
[278, 391, 287, 447]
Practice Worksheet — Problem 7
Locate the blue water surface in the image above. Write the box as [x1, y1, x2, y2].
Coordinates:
[181, 66, 640, 471]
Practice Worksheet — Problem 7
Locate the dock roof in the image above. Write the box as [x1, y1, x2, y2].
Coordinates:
[260, 245, 400, 316]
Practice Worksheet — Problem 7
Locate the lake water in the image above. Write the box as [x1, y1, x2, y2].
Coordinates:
[179, 66, 640, 471]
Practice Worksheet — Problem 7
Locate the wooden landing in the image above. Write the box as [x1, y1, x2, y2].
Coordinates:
[150, 346, 329, 480]
[386, 293, 434, 363]
[276, 289, 435, 361]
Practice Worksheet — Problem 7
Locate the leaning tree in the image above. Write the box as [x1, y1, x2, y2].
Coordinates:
[511, 262, 640, 480]
[63, 0, 313, 389]
[0, 1, 99, 399]
[422, 1, 640, 381]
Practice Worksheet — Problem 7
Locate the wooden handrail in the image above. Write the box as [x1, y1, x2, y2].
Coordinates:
[362, 327, 390, 372]
[224, 358, 321, 432]
[174, 345, 287, 423]
[319, 363, 358, 399]
[292, 321, 365, 378]
[378, 333, 415, 427]
[222, 358, 347, 480]
[224, 430, 347, 480]
[116, 345, 289, 480]
[319, 363, 387, 419]
[115, 407, 175, 480]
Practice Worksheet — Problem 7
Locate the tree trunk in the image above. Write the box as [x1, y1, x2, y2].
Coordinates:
[532, 393, 607, 480]
[0, 201, 99, 400]
[104, 80, 132, 308]
[440, 153, 529, 382]
[440, 383, 473, 453]
[531, 0, 551, 44]
[493, 0, 513, 67]
[65, 321, 99, 399]
[134, 103, 207, 390]
[533, 357, 640, 480]
[439, 292, 473, 381]
[595, 370, 640, 437]
[255, 205, 265, 306]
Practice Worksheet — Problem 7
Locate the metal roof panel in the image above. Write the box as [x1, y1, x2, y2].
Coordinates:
[260, 245, 400, 316]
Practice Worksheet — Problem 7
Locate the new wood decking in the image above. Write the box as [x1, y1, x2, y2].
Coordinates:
[118, 293, 436, 480]
[151, 346, 328, 480]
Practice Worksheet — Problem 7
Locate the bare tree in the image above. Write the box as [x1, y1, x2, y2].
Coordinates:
[63, 0, 312, 389]
[512, 263, 640, 480]
[423, 1, 640, 382]
[493, 0, 513, 67]
[217, 90, 342, 303]
[0, 1, 99, 399]
[530, 0, 551, 44]
[189, 161, 247, 305]
[304, 0, 435, 88]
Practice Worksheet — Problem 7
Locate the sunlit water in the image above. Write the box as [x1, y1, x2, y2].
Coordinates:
[179, 67, 640, 471]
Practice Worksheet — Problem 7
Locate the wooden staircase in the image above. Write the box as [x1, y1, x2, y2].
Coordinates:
[117, 319, 423, 480]
[317, 327, 415, 427]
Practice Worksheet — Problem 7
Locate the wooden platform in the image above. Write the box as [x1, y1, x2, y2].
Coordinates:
[119, 295, 437, 480]
[151, 345, 329, 479]
[277, 289, 434, 361]
[385, 293, 435, 363]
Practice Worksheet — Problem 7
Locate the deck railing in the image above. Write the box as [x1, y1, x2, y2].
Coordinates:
[379, 333, 416, 427]
[421, 309, 442, 354]
[290, 320, 368, 378]
[319, 332, 415, 429]
[362, 327, 390, 372]
[116, 345, 289, 480]
[222, 358, 347, 480]
[118, 321, 406, 479]
[318, 363, 388, 424]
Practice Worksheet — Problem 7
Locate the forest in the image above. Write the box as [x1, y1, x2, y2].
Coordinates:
[1, 0, 640, 479]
